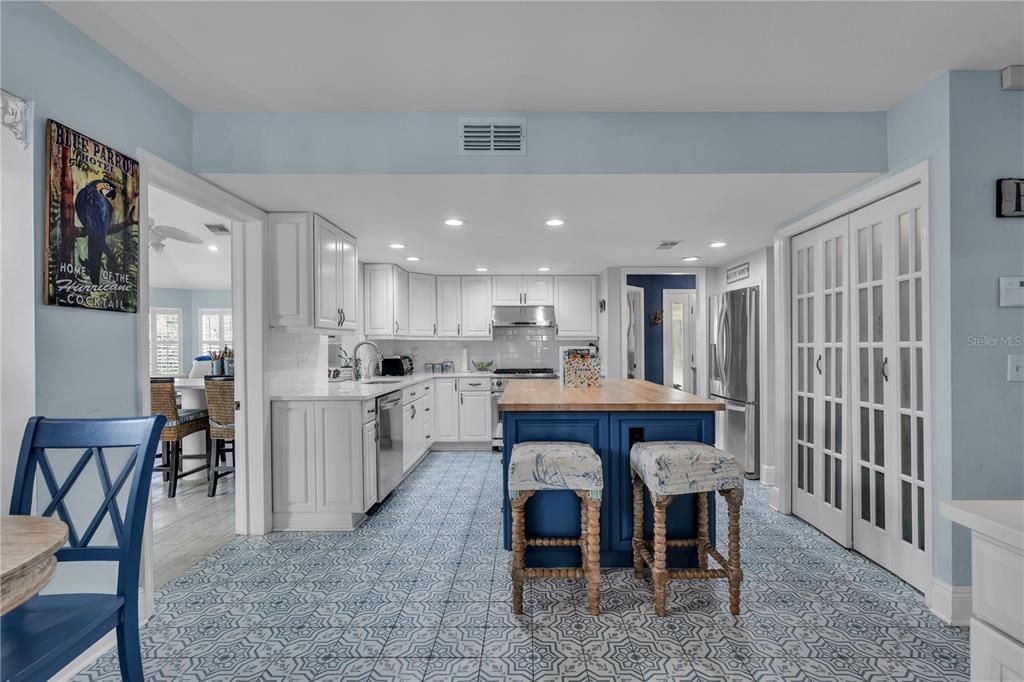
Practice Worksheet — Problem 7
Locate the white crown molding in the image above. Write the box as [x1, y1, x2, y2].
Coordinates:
[1, 90, 30, 149]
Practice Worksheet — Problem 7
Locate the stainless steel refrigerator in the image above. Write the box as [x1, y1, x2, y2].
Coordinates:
[708, 286, 759, 479]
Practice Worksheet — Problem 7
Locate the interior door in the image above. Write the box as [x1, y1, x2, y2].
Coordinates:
[851, 185, 930, 590]
[791, 216, 851, 544]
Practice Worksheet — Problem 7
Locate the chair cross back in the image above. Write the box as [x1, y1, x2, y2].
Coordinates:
[10, 417, 165, 567]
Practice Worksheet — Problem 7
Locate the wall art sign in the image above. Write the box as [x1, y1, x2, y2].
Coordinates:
[44, 120, 139, 312]
[997, 178, 1024, 218]
[726, 261, 750, 285]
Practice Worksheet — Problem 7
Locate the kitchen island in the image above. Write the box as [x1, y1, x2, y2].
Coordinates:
[499, 379, 725, 568]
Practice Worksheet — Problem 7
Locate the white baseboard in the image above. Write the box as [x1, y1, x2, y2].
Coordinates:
[767, 485, 782, 512]
[929, 577, 972, 626]
[760, 464, 776, 486]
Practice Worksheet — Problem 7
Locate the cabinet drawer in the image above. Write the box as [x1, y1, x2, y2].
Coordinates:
[458, 378, 489, 392]
[402, 383, 426, 405]
[973, 534, 1024, 642]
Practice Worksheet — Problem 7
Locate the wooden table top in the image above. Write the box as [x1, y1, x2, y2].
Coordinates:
[1, 515, 68, 615]
[498, 378, 726, 413]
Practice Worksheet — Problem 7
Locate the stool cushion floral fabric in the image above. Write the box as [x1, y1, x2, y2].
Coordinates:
[508, 441, 603, 494]
[630, 441, 742, 496]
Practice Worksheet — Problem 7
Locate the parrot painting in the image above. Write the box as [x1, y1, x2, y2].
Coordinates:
[74, 179, 117, 285]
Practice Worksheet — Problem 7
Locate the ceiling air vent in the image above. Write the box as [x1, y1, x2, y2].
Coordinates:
[459, 118, 526, 156]
[204, 223, 231, 236]
[655, 240, 681, 250]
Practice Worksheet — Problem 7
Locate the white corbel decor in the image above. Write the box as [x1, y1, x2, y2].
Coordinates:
[1, 89, 30, 149]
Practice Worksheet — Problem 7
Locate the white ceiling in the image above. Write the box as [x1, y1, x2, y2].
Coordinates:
[148, 186, 232, 290]
[49, 2, 1023, 112]
[204, 173, 878, 273]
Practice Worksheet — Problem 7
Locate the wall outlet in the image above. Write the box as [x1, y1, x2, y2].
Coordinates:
[1008, 355, 1024, 382]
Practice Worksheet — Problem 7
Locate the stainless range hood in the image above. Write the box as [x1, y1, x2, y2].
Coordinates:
[491, 305, 556, 328]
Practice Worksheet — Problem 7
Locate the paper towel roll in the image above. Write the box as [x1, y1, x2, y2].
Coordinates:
[460, 347, 469, 372]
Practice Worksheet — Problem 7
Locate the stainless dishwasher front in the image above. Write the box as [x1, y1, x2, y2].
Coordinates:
[376, 391, 404, 501]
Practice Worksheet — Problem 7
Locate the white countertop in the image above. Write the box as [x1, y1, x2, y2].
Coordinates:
[941, 500, 1024, 549]
[269, 371, 494, 401]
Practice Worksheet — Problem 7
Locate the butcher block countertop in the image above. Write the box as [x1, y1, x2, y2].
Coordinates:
[498, 379, 725, 412]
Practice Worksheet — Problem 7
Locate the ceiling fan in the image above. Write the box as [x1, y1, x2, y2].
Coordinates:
[147, 218, 204, 252]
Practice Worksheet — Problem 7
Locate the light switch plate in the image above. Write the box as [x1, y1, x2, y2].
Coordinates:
[999, 277, 1024, 307]
[1009, 355, 1024, 382]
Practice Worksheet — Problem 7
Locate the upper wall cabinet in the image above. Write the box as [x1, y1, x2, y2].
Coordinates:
[364, 263, 409, 338]
[408, 272, 437, 337]
[554, 275, 598, 338]
[492, 275, 554, 306]
[460, 276, 493, 337]
[268, 212, 358, 332]
[436, 276, 462, 337]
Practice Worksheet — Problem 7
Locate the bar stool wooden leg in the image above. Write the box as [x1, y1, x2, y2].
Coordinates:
[585, 496, 601, 615]
[652, 495, 671, 617]
[510, 490, 533, 615]
[697, 491, 710, 570]
[631, 473, 645, 579]
[723, 487, 744, 615]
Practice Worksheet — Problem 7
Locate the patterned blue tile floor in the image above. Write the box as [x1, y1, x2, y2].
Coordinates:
[77, 451, 968, 681]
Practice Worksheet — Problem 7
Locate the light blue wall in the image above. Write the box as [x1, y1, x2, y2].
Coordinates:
[946, 72, 1024, 585]
[193, 111, 888, 175]
[887, 71, 1024, 587]
[149, 288, 231, 366]
[1, 1, 194, 419]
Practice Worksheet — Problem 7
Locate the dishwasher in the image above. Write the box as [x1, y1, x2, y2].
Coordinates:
[376, 391, 404, 501]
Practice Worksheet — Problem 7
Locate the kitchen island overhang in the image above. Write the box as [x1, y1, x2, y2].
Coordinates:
[499, 379, 726, 568]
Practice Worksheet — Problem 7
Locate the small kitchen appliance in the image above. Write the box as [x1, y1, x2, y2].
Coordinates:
[380, 355, 414, 376]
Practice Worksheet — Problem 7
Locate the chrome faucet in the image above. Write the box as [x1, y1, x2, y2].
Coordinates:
[352, 340, 382, 383]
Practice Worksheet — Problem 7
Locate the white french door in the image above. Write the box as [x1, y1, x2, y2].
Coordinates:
[850, 185, 930, 590]
[791, 216, 850, 545]
[791, 184, 931, 591]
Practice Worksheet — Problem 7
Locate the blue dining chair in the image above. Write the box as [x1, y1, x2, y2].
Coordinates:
[1, 415, 165, 682]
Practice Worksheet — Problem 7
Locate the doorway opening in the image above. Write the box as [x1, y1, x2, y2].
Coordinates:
[623, 273, 696, 385]
[145, 184, 237, 588]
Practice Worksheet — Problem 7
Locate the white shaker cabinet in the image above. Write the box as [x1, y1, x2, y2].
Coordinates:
[492, 276, 525, 305]
[434, 378, 460, 441]
[458, 380, 492, 441]
[409, 272, 438, 337]
[364, 263, 409, 338]
[554, 276, 598, 338]
[315, 402, 364, 513]
[402, 393, 434, 472]
[271, 400, 366, 530]
[492, 275, 554, 305]
[362, 419, 378, 509]
[436, 276, 462, 337]
[460, 276, 493, 337]
[268, 212, 358, 332]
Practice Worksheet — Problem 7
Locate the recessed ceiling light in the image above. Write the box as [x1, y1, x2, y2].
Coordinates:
[708, 241, 727, 248]
[545, 218, 565, 227]
[475, 267, 488, 272]
[389, 243, 406, 249]
[537, 266, 551, 272]
[207, 244, 219, 252]
[444, 218, 464, 227]
[406, 256, 421, 262]
[681, 256, 701, 262]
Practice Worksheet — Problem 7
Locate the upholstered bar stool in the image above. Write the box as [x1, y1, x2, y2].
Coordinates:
[630, 441, 744, 616]
[507, 441, 603, 615]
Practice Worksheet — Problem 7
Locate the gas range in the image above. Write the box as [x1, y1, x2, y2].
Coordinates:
[491, 369, 557, 449]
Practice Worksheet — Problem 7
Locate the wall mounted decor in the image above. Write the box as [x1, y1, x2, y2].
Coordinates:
[996, 178, 1024, 217]
[650, 310, 663, 326]
[44, 120, 139, 312]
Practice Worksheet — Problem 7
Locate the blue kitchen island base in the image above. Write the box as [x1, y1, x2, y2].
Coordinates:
[501, 410, 718, 569]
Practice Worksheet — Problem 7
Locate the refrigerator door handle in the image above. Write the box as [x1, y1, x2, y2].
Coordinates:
[718, 303, 731, 391]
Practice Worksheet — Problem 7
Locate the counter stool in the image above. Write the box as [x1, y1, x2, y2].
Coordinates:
[203, 376, 235, 497]
[508, 441, 603, 615]
[630, 441, 744, 616]
[150, 377, 210, 499]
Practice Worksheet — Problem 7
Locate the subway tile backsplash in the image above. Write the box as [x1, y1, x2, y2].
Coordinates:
[381, 328, 558, 370]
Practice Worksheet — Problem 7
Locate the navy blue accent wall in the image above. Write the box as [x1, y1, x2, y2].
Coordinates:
[625, 275, 696, 384]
